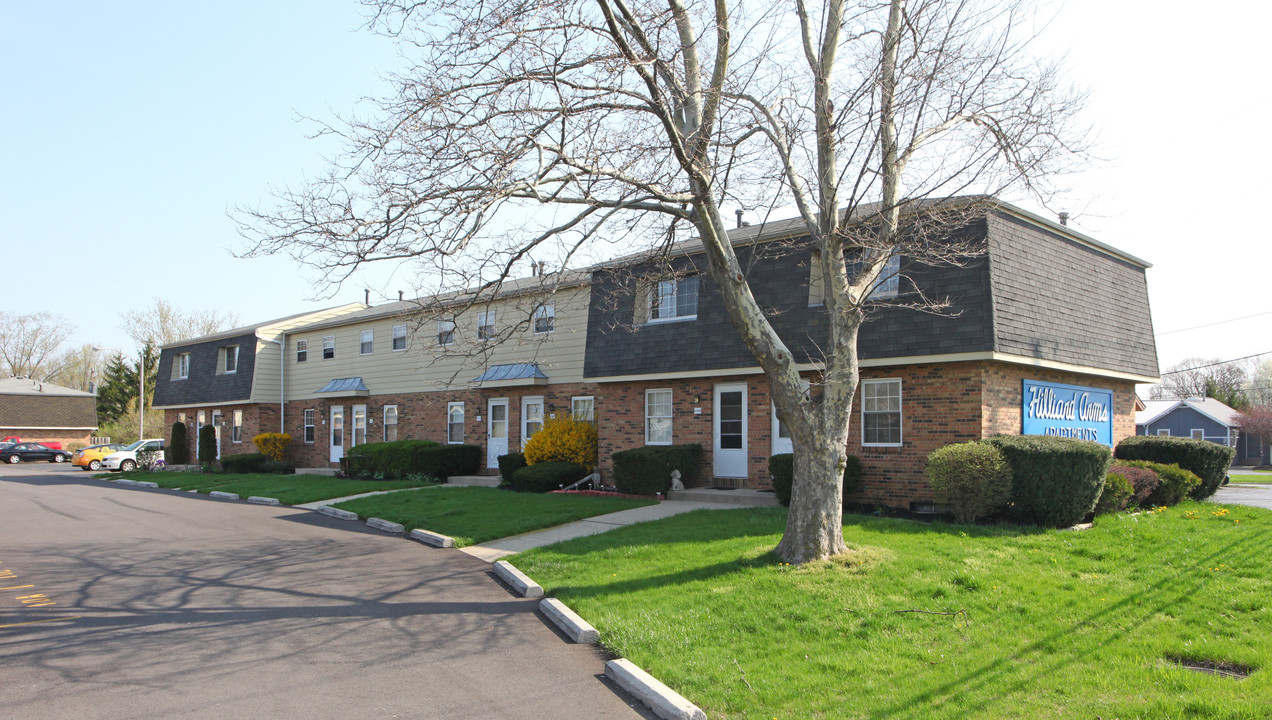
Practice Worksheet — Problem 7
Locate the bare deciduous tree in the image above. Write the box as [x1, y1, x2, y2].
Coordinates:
[119, 298, 241, 347]
[0, 311, 73, 380]
[237, 0, 1086, 562]
[1151, 357, 1249, 408]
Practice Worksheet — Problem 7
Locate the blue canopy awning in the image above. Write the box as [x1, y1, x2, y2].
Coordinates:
[471, 363, 548, 386]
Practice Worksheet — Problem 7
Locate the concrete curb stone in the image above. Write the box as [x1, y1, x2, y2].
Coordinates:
[210, 491, 240, 500]
[368, 517, 405, 534]
[539, 598, 598, 643]
[605, 659, 706, 720]
[316, 506, 359, 521]
[410, 528, 454, 547]
[248, 496, 281, 506]
[493, 560, 543, 598]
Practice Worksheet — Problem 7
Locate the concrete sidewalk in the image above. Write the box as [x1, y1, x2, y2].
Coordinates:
[461, 500, 732, 562]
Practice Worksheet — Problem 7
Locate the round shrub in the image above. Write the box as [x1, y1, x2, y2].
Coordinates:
[983, 435, 1112, 528]
[612, 445, 704, 495]
[252, 432, 292, 462]
[510, 461, 587, 493]
[1095, 471, 1134, 515]
[925, 442, 1012, 523]
[498, 452, 527, 485]
[523, 418, 598, 471]
[1117, 459, 1200, 506]
[1108, 463, 1159, 507]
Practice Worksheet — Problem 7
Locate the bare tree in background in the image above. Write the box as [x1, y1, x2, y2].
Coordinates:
[238, 0, 1087, 562]
[1152, 357, 1249, 409]
[0, 311, 73, 380]
[44, 343, 106, 393]
[1247, 359, 1272, 408]
[119, 298, 241, 347]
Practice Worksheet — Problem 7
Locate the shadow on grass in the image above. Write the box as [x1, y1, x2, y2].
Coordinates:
[868, 525, 1272, 720]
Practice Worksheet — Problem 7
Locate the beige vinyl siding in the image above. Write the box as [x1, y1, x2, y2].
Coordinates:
[286, 286, 590, 401]
[247, 303, 367, 404]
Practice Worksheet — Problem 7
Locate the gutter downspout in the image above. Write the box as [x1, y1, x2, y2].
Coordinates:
[262, 337, 285, 433]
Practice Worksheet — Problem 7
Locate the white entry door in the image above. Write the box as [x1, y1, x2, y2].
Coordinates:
[330, 406, 345, 463]
[521, 396, 544, 450]
[487, 398, 509, 468]
[713, 383, 748, 478]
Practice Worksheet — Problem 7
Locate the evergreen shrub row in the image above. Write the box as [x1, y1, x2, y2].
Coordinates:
[342, 440, 480, 480]
[1114, 435, 1233, 500]
[982, 434, 1112, 528]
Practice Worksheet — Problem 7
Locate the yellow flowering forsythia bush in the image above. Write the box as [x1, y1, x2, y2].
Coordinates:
[522, 418, 597, 471]
[252, 433, 293, 461]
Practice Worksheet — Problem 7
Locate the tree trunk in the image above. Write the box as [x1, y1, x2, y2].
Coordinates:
[775, 429, 851, 563]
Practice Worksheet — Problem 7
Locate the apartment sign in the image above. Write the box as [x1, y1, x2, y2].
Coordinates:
[1021, 380, 1113, 446]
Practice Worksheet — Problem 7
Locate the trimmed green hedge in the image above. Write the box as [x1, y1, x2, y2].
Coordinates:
[510, 461, 587, 493]
[1095, 472, 1134, 515]
[498, 452, 527, 485]
[1114, 435, 1233, 501]
[612, 444, 703, 496]
[220, 453, 293, 474]
[169, 421, 190, 465]
[342, 440, 481, 480]
[983, 435, 1112, 528]
[198, 425, 217, 464]
[925, 442, 1012, 523]
[769, 453, 864, 507]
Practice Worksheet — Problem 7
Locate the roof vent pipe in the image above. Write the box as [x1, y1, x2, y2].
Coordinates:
[736, 209, 744, 228]
[1058, 211, 1069, 226]
[398, 290, 404, 301]
[365, 289, 370, 305]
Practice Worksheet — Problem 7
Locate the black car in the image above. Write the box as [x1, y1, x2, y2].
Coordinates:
[3, 442, 71, 464]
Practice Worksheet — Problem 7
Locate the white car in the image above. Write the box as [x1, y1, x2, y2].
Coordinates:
[101, 439, 166, 472]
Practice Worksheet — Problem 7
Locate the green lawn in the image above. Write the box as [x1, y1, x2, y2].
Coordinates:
[105, 471, 434, 505]
[331, 487, 656, 546]
[1229, 471, 1272, 484]
[513, 503, 1271, 719]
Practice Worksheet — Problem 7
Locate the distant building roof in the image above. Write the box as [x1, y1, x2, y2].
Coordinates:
[1137, 398, 1242, 428]
[0, 377, 94, 398]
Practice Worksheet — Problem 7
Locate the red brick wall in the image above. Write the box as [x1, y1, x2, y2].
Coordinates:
[162, 404, 277, 462]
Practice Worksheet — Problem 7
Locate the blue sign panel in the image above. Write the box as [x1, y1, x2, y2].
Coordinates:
[1021, 380, 1113, 447]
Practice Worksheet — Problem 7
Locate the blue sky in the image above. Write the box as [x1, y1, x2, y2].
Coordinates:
[3, 1, 1270, 380]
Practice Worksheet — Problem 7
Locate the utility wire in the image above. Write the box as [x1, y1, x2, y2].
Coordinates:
[1159, 351, 1272, 375]
[1156, 310, 1272, 337]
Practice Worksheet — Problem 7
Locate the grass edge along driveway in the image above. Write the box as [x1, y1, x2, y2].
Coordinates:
[512, 503, 1272, 720]
[105, 470, 434, 506]
[331, 486, 655, 547]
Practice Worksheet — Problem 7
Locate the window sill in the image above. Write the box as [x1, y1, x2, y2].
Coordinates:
[642, 315, 697, 326]
[861, 442, 903, 448]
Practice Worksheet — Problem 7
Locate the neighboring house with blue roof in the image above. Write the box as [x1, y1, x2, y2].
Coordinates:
[1135, 397, 1268, 465]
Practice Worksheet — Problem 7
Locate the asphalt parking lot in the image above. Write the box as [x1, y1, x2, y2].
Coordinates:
[0, 465, 650, 720]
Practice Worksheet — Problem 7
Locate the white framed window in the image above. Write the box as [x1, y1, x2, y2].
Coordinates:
[522, 396, 544, 447]
[649, 276, 699, 322]
[861, 379, 902, 446]
[1230, 428, 1240, 448]
[322, 335, 335, 359]
[1156, 428, 1170, 437]
[437, 319, 455, 346]
[178, 412, 187, 424]
[303, 409, 316, 444]
[352, 405, 367, 446]
[1190, 428, 1204, 441]
[392, 324, 407, 351]
[360, 329, 374, 355]
[221, 345, 239, 374]
[534, 304, 555, 334]
[174, 352, 190, 379]
[477, 310, 496, 341]
[197, 410, 206, 430]
[296, 339, 308, 363]
[866, 254, 901, 300]
[447, 402, 464, 444]
[232, 410, 243, 443]
[645, 389, 673, 445]
[572, 396, 595, 423]
[383, 405, 399, 442]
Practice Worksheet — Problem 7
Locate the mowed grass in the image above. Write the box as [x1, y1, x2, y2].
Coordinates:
[513, 502, 1272, 719]
[1229, 471, 1272, 484]
[108, 470, 434, 505]
[331, 487, 656, 546]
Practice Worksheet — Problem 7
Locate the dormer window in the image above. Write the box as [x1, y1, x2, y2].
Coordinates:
[649, 276, 698, 322]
